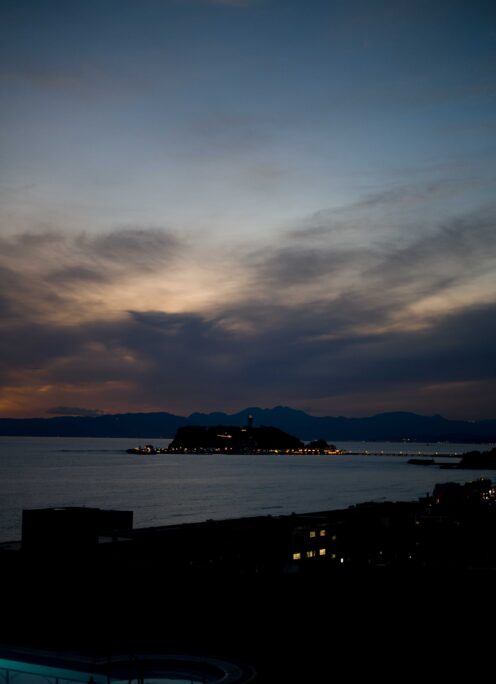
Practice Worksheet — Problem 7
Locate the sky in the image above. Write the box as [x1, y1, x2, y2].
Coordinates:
[1, 0, 496, 420]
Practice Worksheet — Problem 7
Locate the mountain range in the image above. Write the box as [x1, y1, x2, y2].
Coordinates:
[0, 406, 495, 443]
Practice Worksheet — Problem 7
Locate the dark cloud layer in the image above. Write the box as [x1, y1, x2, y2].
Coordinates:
[47, 406, 104, 417]
[2, 295, 494, 418]
[1, 209, 495, 418]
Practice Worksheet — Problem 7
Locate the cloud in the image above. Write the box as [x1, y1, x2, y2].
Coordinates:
[0, 227, 183, 325]
[1, 289, 495, 419]
[288, 179, 484, 241]
[106, 300, 495, 416]
[46, 406, 104, 417]
[1, 201, 495, 419]
[46, 266, 109, 285]
[129, 310, 212, 334]
[86, 228, 180, 265]
[0, 227, 180, 276]
[351, 178, 475, 211]
[249, 203, 496, 332]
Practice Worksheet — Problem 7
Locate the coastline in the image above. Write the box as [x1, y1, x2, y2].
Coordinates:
[2, 437, 496, 544]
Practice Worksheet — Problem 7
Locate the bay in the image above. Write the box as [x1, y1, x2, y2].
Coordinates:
[0, 436, 494, 543]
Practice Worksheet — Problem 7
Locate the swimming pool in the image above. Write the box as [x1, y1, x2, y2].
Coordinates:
[0, 650, 255, 684]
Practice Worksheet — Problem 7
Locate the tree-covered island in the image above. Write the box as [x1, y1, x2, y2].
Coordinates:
[128, 419, 343, 455]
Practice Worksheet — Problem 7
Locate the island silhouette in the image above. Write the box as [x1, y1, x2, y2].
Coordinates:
[128, 417, 342, 454]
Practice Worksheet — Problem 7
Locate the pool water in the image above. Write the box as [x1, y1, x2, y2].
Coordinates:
[0, 657, 225, 684]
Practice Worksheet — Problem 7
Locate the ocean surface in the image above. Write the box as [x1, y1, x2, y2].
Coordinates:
[0, 436, 494, 543]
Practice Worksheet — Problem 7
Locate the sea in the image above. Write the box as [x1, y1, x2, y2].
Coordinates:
[0, 436, 494, 543]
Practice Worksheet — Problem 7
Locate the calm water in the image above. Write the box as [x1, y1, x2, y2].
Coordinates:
[0, 436, 494, 542]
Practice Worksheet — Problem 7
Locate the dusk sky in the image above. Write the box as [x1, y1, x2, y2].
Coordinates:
[1, 0, 495, 419]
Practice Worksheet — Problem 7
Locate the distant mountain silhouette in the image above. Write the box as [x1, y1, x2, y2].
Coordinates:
[0, 406, 495, 442]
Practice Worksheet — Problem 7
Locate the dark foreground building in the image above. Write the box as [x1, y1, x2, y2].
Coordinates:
[2, 479, 496, 681]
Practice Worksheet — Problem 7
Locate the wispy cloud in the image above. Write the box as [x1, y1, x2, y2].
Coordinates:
[256, 198, 496, 329]
[0, 227, 183, 324]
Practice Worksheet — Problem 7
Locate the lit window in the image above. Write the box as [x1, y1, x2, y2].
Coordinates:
[292, 552, 301, 561]
[331, 535, 337, 541]
[309, 530, 316, 538]
[319, 529, 326, 537]
[319, 548, 326, 556]
[306, 550, 316, 558]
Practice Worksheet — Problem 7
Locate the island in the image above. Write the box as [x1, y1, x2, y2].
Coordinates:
[128, 417, 343, 455]
[458, 446, 496, 469]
